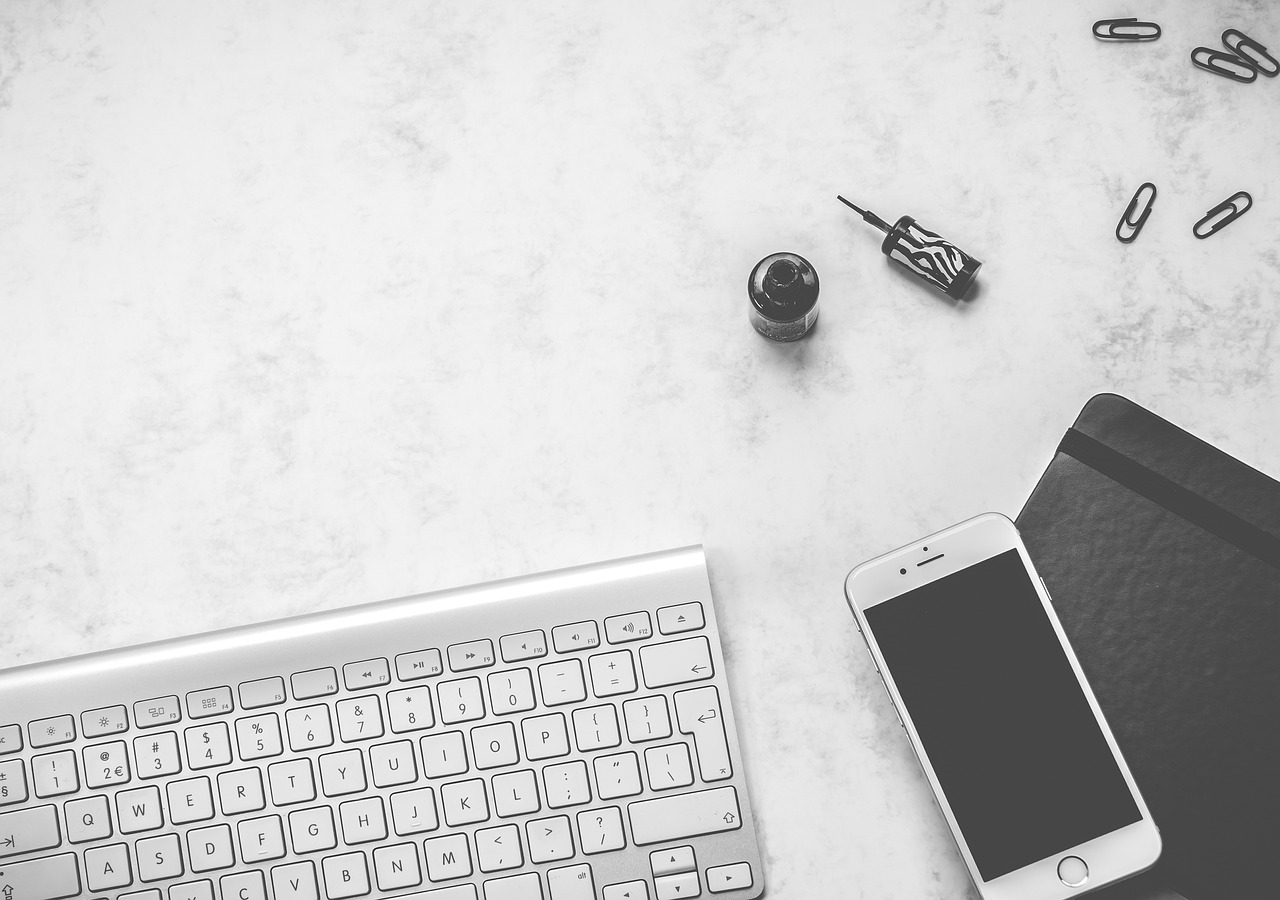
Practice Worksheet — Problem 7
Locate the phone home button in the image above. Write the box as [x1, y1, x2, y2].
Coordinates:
[1057, 856, 1089, 888]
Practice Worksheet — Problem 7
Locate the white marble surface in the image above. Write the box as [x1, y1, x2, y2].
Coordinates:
[2, 1, 1278, 897]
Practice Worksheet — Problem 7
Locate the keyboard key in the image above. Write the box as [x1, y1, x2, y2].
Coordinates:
[603, 882, 650, 900]
[137, 832, 184, 881]
[338, 796, 387, 844]
[186, 687, 234, 719]
[543, 760, 590, 809]
[289, 806, 337, 853]
[272, 862, 320, 900]
[0, 852, 80, 899]
[188, 823, 235, 872]
[370, 740, 418, 788]
[65, 794, 111, 842]
[336, 696, 385, 742]
[589, 650, 637, 697]
[322, 852, 370, 900]
[0, 805, 62, 857]
[0, 723, 22, 753]
[169, 880, 214, 900]
[623, 696, 672, 742]
[572, 704, 621, 752]
[29, 714, 76, 747]
[135, 731, 181, 779]
[389, 787, 438, 836]
[221, 871, 267, 900]
[134, 696, 182, 729]
[441, 778, 489, 827]
[420, 731, 469, 778]
[577, 806, 625, 854]
[424, 833, 473, 881]
[526, 815, 574, 864]
[639, 637, 713, 689]
[627, 786, 742, 846]
[657, 603, 704, 635]
[706, 863, 753, 893]
[674, 686, 732, 781]
[239, 677, 287, 709]
[237, 713, 285, 760]
[644, 743, 694, 791]
[387, 686, 435, 733]
[654, 872, 699, 900]
[472, 722, 520, 770]
[373, 841, 422, 891]
[167, 776, 216, 824]
[551, 622, 600, 654]
[488, 669, 537, 715]
[650, 846, 696, 876]
[548, 863, 595, 899]
[395, 649, 444, 681]
[483, 871, 540, 899]
[238, 814, 287, 862]
[268, 759, 316, 806]
[539, 660, 587, 706]
[290, 667, 338, 700]
[84, 739, 130, 787]
[81, 705, 128, 738]
[319, 748, 366, 797]
[439, 677, 485, 724]
[594, 752, 642, 800]
[285, 705, 334, 752]
[186, 723, 234, 770]
[499, 630, 548, 663]
[85, 841, 132, 891]
[492, 769, 540, 818]
[475, 823, 522, 872]
[32, 750, 78, 797]
[522, 713, 570, 760]
[449, 640, 496, 672]
[219, 767, 267, 813]
[0, 758, 28, 805]
[604, 612, 652, 644]
[343, 657, 391, 691]
[117, 784, 164, 833]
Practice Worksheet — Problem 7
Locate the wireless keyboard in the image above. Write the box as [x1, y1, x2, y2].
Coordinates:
[0, 547, 765, 900]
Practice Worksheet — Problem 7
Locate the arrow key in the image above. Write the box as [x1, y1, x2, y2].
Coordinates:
[604, 881, 650, 900]
[707, 863, 754, 894]
[650, 845, 696, 877]
[655, 871, 700, 900]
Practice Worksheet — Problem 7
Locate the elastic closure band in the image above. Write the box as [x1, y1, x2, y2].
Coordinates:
[1057, 428, 1280, 571]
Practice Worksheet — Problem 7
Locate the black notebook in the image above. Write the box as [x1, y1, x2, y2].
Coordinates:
[1016, 394, 1280, 900]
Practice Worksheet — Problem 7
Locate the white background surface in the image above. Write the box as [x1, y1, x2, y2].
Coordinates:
[2, 2, 1278, 898]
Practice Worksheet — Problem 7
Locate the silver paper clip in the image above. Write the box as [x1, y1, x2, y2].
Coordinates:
[1116, 183, 1157, 244]
[1191, 47, 1257, 83]
[1193, 191, 1252, 239]
[1222, 28, 1279, 77]
[1093, 18, 1161, 42]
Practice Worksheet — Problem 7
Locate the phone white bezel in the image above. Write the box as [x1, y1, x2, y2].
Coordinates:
[844, 513, 1161, 900]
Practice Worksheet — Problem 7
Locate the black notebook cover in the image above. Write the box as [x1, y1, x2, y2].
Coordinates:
[1016, 394, 1280, 900]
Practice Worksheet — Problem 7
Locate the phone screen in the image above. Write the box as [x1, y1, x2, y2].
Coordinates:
[865, 549, 1140, 881]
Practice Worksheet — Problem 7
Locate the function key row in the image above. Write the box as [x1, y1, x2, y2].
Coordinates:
[7, 604, 706, 753]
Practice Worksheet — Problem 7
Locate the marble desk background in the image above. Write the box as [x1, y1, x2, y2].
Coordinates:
[2, 1, 1278, 897]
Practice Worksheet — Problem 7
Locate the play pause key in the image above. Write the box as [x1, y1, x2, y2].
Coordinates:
[707, 862, 754, 893]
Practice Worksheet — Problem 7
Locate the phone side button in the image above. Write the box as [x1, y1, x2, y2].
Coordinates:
[1057, 856, 1088, 888]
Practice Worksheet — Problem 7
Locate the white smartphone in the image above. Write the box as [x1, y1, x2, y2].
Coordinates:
[845, 513, 1161, 900]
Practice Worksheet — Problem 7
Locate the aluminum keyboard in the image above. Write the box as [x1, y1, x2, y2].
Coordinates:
[0, 547, 764, 900]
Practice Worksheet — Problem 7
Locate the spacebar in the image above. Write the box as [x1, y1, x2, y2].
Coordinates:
[0, 853, 82, 900]
[628, 786, 742, 845]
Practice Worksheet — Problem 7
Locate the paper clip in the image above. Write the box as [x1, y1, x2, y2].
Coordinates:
[1115, 183, 1156, 244]
[1093, 18, 1161, 42]
[1191, 47, 1257, 83]
[1193, 191, 1252, 239]
[1222, 29, 1279, 77]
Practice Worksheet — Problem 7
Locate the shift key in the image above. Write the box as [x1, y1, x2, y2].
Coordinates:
[639, 637, 713, 689]
[0, 852, 81, 899]
[628, 786, 742, 845]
